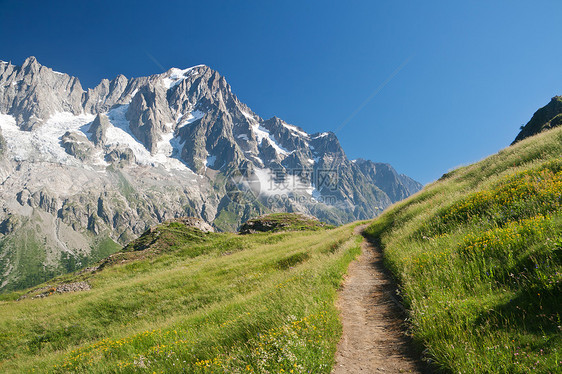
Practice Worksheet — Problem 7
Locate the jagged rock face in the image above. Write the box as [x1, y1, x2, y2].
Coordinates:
[82, 74, 133, 113]
[126, 83, 174, 153]
[88, 114, 110, 146]
[0, 56, 422, 292]
[0, 128, 6, 156]
[0, 57, 84, 130]
[61, 131, 94, 161]
[355, 159, 423, 202]
[512, 96, 562, 144]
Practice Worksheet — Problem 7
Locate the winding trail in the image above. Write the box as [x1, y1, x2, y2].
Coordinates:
[332, 225, 429, 374]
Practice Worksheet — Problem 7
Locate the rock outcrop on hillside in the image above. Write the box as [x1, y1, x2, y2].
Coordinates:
[239, 213, 331, 234]
[512, 96, 562, 144]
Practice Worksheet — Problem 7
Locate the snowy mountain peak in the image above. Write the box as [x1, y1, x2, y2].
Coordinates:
[0, 56, 423, 292]
[161, 67, 197, 89]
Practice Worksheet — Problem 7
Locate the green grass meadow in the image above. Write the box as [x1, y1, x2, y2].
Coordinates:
[0, 222, 363, 373]
[365, 126, 562, 373]
[3, 124, 562, 374]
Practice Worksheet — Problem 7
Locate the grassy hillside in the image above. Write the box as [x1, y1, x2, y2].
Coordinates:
[365, 126, 562, 373]
[0, 219, 362, 373]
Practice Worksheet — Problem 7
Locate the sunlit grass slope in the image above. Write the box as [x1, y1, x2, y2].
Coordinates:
[0, 220, 363, 373]
[365, 127, 562, 373]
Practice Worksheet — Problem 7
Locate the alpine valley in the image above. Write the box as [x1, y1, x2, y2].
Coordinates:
[0, 56, 421, 291]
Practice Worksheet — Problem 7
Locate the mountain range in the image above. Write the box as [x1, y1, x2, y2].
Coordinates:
[0, 56, 422, 291]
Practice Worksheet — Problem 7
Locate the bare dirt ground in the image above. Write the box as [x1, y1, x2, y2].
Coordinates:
[332, 225, 430, 374]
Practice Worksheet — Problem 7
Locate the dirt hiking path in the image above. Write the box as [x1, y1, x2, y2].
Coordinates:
[332, 225, 430, 374]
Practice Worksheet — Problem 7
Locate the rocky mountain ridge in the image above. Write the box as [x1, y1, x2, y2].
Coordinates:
[512, 96, 562, 144]
[0, 56, 422, 291]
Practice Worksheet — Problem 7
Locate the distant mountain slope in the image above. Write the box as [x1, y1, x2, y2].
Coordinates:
[512, 95, 562, 144]
[366, 121, 562, 372]
[0, 56, 421, 292]
[354, 159, 422, 202]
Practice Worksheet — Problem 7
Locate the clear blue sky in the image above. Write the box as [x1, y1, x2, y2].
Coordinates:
[2, 0, 562, 184]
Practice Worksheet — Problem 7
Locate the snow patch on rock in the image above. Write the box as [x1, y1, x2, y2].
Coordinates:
[282, 122, 309, 138]
[312, 132, 330, 139]
[104, 105, 191, 171]
[161, 65, 205, 90]
[0, 112, 95, 164]
[205, 155, 216, 168]
[242, 110, 289, 156]
[178, 110, 205, 128]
